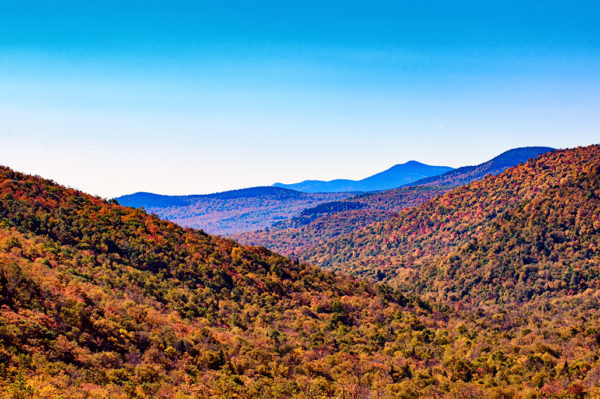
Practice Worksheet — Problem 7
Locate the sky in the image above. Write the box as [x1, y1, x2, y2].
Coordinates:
[1, 1, 599, 198]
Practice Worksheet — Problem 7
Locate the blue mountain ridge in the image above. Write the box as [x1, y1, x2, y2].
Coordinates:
[273, 160, 454, 193]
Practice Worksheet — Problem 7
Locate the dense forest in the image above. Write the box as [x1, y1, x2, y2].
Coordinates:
[0, 167, 423, 398]
[1, 146, 600, 397]
[236, 147, 554, 257]
[304, 145, 600, 303]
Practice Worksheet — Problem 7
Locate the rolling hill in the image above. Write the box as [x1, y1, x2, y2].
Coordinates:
[116, 187, 351, 235]
[303, 145, 600, 303]
[236, 147, 555, 256]
[2, 162, 600, 397]
[273, 161, 453, 193]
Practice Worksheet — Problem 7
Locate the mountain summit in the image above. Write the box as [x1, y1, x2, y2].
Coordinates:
[273, 161, 453, 193]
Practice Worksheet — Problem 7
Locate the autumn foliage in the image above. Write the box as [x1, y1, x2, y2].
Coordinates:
[304, 145, 600, 304]
[235, 147, 554, 260]
[0, 144, 599, 398]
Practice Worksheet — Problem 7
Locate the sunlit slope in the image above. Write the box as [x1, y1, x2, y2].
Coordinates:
[237, 147, 555, 259]
[305, 145, 600, 303]
[1, 160, 600, 397]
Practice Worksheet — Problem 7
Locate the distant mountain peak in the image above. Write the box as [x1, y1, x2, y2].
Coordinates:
[273, 161, 453, 193]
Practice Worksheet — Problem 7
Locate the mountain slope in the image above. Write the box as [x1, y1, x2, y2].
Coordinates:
[273, 161, 453, 193]
[408, 146, 554, 187]
[304, 145, 600, 303]
[235, 186, 449, 256]
[2, 165, 600, 397]
[425, 166, 600, 302]
[0, 165, 428, 397]
[236, 147, 554, 257]
[116, 187, 350, 235]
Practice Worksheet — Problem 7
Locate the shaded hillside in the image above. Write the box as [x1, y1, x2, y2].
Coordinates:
[409, 147, 554, 187]
[273, 161, 453, 193]
[2, 165, 600, 397]
[236, 148, 553, 257]
[304, 145, 600, 303]
[116, 187, 350, 235]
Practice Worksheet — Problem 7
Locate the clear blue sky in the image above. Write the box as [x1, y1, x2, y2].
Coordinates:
[1, 1, 599, 197]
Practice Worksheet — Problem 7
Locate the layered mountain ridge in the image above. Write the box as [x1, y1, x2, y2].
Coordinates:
[304, 145, 600, 303]
[116, 187, 351, 235]
[2, 145, 600, 396]
[236, 147, 555, 257]
[273, 160, 453, 193]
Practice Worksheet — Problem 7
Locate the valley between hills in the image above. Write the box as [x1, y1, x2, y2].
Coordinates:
[1, 144, 599, 398]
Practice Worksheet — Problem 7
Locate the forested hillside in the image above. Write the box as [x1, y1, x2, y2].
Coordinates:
[236, 147, 554, 257]
[0, 167, 418, 397]
[304, 145, 600, 304]
[116, 188, 350, 235]
[2, 163, 600, 397]
[235, 186, 450, 256]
